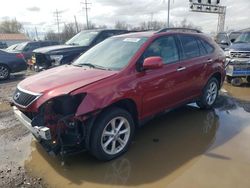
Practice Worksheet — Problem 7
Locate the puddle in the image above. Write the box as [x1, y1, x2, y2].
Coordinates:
[223, 83, 250, 101]
[24, 96, 250, 188]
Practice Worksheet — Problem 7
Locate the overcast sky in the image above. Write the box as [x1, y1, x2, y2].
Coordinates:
[0, 0, 249, 36]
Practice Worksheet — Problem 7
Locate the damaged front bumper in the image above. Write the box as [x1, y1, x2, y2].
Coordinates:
[13, 106, 51, 140]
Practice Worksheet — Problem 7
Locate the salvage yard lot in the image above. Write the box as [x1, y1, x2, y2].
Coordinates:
[1, 71, 250, 188]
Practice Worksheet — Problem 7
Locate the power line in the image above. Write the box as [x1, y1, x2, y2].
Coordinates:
[81, 0, 91, 29]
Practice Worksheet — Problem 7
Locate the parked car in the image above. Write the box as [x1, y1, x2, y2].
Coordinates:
[0, 49, 27, 80]
[5, 43, 20, 51]
[32, 29, 129, 71]
[0, 42, 8, 49]
[215, 31, 242, 50]
[12, 28, 225, 161]
[224, 31, 250, 86]
[10, 41, 59, 62]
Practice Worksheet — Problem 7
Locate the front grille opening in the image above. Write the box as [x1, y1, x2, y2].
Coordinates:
[13, 88, 39, 107]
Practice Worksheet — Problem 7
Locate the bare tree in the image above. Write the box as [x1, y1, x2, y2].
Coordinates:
[60, 23, 78, 42]
[0, 19, 23, 33]
[115, 21, 129, 30]
[174, 19, 202, 31]
[138, 21, 167, 30]
[44, 30, 59, 41]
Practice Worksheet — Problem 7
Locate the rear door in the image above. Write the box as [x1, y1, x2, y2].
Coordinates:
[137, 35, 190, 118]
[177, 34, 212, 99]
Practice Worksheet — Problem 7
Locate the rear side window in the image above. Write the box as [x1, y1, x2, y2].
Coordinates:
[197, 39, 207, 56]
[179, 35, 200, 59]
[201, 40, 214, 54]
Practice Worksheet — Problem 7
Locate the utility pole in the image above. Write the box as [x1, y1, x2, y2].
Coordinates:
[167, 0, 170, 27]
[54, 9, 61, 34]
[53, 9, 62, 41]
[35, 26, 39, 40]
[74, 15, 79, 33]
[81, 0, 91, 29]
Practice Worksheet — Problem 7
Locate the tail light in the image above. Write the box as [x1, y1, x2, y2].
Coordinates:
[16, 53, 25, 59]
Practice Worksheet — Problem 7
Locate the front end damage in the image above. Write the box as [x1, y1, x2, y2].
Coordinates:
[13, 94, 95, 157]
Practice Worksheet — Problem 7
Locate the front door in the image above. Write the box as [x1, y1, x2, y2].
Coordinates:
[137, 35, 190, 119]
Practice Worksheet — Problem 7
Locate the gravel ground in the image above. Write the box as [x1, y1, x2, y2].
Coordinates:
[0, 71, 47, 188]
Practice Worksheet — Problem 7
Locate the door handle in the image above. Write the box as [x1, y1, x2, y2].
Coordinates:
[177, 67, 186, 72]
[206, 59, 213, 64]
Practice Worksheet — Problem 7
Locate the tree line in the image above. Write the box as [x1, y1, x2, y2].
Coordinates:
[0, 18, 201, 43]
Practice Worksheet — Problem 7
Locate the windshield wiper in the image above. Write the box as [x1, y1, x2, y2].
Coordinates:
[67, 43, 79, 46]
[234, 41, 247, 43]
[76, 63, 112, 70]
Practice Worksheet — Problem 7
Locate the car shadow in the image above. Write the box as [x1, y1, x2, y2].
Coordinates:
[28, 106, 219, 185]
[25, 95, 250, 186]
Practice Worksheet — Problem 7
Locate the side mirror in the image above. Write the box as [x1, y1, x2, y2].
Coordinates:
[143, 56, 164, 70]
[230, 39, 235, 43]
[219, 40, 229, 46]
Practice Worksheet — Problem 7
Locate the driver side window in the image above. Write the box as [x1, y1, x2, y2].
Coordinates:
[144, 36, 179, 64]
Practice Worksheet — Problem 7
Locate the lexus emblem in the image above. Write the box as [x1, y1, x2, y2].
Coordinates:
[14, 92, 21, 101]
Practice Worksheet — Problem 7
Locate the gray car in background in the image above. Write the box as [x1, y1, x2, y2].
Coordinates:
[215, 31, 242, 50]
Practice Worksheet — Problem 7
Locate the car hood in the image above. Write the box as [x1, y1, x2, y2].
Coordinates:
[33, 44, 87, 54]
[229, 43, 250, 51]
[18, 65, 117, 95]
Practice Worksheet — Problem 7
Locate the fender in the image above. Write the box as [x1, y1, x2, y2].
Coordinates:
[74, 92, 141, 118]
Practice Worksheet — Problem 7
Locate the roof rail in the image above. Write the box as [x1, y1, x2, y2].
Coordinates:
[157, 27, 202, 34]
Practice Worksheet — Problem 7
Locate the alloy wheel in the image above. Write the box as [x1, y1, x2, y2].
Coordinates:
[206, 81, 218, 105]
[0, 65, 9, 79]
[101, 116, 130, 155]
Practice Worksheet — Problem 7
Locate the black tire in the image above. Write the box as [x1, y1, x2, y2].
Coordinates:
[246, 76, 250, 83]
[226, 76, 232, 84]
[90, 107, 135, 161]
[231, 77, 243, 87]
[0, 64, 10, 80]
[197, 77, 219, 109]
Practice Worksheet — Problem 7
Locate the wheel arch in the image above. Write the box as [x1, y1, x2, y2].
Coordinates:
[208, 72, 222, 88]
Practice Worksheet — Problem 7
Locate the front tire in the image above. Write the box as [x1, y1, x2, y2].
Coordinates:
[197, 78, 219, 109]
[90, 107, 135, 161]
[0, 64, 10, 80]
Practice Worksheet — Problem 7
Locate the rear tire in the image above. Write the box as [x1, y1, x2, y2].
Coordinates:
[90, 107, 135, 161]
[231, 77, 243, 87]
[197, 78, 219, 109]
[246, 76, 250, 83]
[226, 76, 232, 84]
[0, 64, 10, 80]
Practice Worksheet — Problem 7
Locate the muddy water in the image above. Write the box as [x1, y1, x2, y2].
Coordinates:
[223, 83, 250, 101]
[24, 95, 250, 188]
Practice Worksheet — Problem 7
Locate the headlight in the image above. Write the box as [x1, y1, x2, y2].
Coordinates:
[50, 55, 63, 65]
[224, 50, 230, 58]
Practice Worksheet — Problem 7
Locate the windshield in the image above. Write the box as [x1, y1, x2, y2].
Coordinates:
[14, 42, 27, 51]
[216, 33, 228, 42]
[229, 32, 241, 41]
[234, 32, 250, 43]
[65, 31, 99, 46]
[73, 37, 148, 70]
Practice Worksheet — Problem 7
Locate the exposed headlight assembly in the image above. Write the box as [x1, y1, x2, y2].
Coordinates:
[50, 55, 63, 65]
[224, 50, 230, 58]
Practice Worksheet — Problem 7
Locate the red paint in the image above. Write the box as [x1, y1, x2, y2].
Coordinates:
[16, 32, 225, 122]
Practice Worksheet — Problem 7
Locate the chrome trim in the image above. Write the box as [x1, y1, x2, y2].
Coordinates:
[13, 85, 42, 108]
[13, 106, 51, 140]
[17, 85, 42, 96]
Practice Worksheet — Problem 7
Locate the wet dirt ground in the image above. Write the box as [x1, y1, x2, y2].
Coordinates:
[0, 72, 250, 188]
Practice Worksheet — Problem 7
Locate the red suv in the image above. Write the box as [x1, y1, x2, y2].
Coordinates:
[12, 28, 225, 161]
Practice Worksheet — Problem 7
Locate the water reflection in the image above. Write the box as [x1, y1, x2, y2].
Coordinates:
[26, 106, 222, 187]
